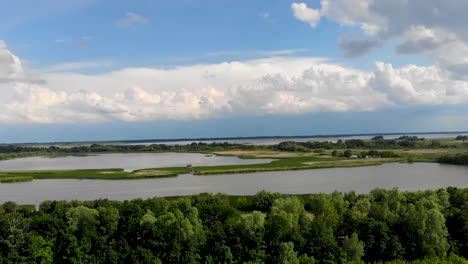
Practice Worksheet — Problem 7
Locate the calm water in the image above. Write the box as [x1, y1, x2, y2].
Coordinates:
[0, 153, 273, 172]
[1, 163, 468, 205]
[23, 132, 468, 147]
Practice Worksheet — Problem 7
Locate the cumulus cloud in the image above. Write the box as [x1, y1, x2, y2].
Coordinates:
[117, 12, 147, 28]
[2, 40, 468, 124]
[291, 3, 321, 28]
[292, 0, 468, 78]
[0, 41, 24, 79]
[396, 26, 447, 54]
[338, 36, 380, 58]
[0, 41, 44, 84]
[373, 62, 468, 105]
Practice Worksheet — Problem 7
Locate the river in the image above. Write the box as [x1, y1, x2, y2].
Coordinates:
[0, 153, 273, 172]
[1, 163, 467, 205]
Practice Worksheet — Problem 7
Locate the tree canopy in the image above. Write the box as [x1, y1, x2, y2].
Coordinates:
[1, 188, 468, 263]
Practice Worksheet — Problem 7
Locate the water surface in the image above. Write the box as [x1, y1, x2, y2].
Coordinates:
[0, 153, 273, 172]
[1, 163, 468, 205]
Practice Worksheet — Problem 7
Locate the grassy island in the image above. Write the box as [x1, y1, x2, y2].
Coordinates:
[0, 135, 467, 183]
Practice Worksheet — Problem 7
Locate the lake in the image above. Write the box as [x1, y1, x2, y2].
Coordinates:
[1, 163, 468, 205]
[0, 153, 273, 172]
[23, 132, 468, 147]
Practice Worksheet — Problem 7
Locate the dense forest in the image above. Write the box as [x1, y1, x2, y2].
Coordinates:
[1, 188, 468, 263]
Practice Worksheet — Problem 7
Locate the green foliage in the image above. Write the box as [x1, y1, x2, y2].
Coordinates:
[0, 189, 467, 263]
[343, 233, 365, 262]
[0, 142, 261, 159]
[437, 153, 468, 165]
[275, 137, 429, 151]
[344, 149, 353, 158]
[2, 201, 18, 213]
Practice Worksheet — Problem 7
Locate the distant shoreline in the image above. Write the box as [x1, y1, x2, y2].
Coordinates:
[4, 130, 468, 145]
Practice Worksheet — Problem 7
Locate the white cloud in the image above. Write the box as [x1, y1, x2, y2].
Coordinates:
[291, 3, 321, 28]
[2, 41, 468, 124]
[0, 41, 24, 80]
[396, 26, 447, 54]
[373, 62, 468, 105]
[117, 12, 147, 28]
[293, 0, 468, 78]
[45, 61, 113, 72]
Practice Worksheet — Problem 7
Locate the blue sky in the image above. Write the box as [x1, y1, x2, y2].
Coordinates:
[0, 0, 468, 142]
[2, 0, 428, 70]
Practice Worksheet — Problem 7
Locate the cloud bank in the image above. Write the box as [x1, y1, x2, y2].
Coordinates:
[291, 0, 468, 79]
[2, 40, 468, 124]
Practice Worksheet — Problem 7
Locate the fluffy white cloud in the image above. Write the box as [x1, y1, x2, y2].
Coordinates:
[292, 0, 468, 78]
[373, 63, 468, 105]
[0, 40, 24, 81]
[2, 41, 468, 124]
[291, 3, 321, 28]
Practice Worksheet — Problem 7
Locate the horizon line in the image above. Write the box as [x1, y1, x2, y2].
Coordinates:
[5, 130, 468, 145]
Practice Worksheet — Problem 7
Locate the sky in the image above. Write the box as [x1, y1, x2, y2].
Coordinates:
[1, 0, 468, 143]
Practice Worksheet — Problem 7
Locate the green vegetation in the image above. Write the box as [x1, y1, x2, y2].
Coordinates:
[0, 167, 191, 182]
[1, 137, 468, 183]
[0, 142, 265, 160]
[274, 136, 461, 151]
[0, 156, 397, 182]
[1, 188, 468, 263]
[194, 157, 396, 175]
[437, 153, 468, 165]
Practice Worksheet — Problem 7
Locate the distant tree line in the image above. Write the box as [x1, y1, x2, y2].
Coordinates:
[0, 142, 258, 156]
[1, 188, 468, 263]
[330, 149, 401, 158]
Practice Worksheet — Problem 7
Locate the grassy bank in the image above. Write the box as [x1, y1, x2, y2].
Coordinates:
[193, 157, 399, 175]
[0, 167, 191, 183]
[0, 155, 401, 183]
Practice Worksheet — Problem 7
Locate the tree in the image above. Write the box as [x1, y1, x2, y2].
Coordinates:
[140, 200, 205, 264]
[344, 149, 353, 158]
[401, 198, 449, 259]
[65, 206, 100, 263]
[278, 242, 300, 264]
[2, 201, 17, 214]
[265, 197, 308, 262]
[343, 233, 365, 262]
[30, 235, 53, 264]
[253, 191, 282, 212]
